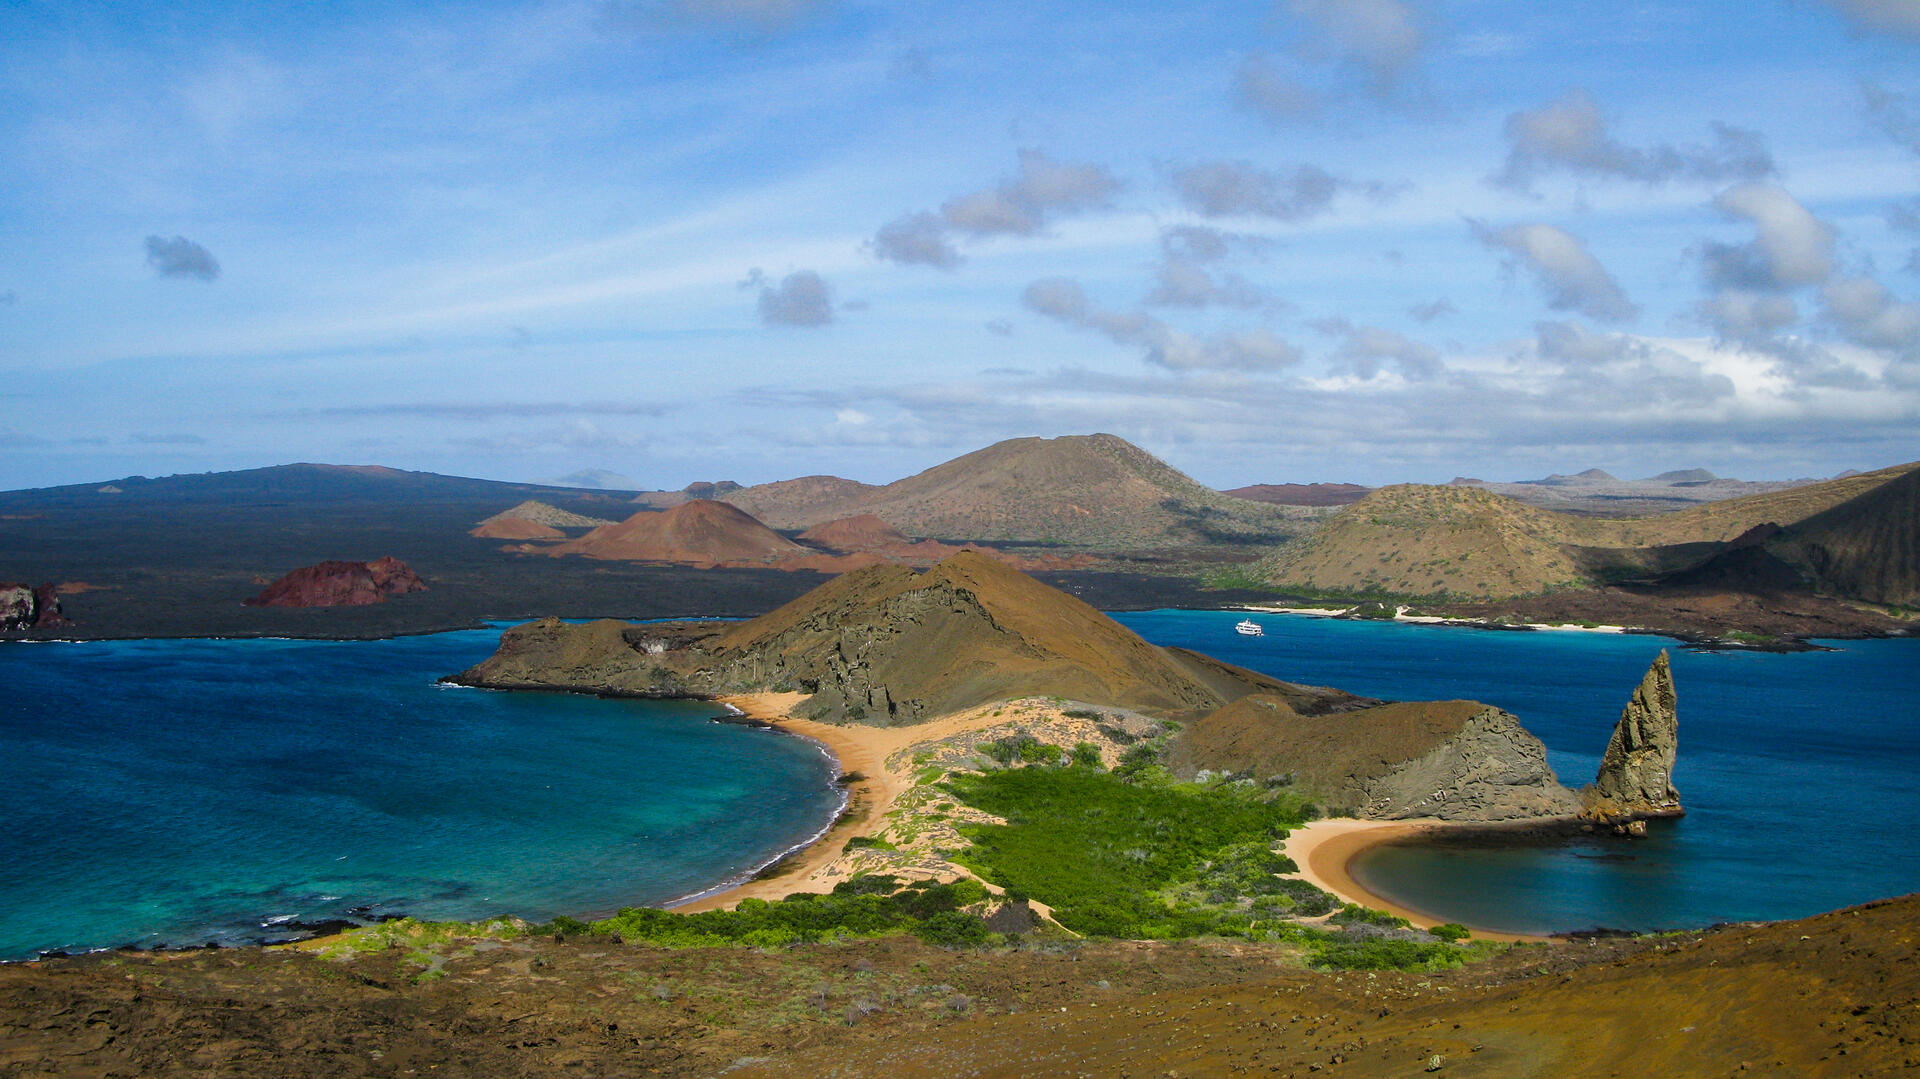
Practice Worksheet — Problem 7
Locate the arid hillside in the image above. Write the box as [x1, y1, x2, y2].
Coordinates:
[5, 893, 1912, 1078]
[722, 434, 1304, 548]
[454, 551, 1369, 724]
[1262, 460, 1920, 603]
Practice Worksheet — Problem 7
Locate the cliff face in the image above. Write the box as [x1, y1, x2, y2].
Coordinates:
[1584, 651, 1682, 826]
[245, 557, 428, 608]
[451, 551, 1365, 725]
[1167, 695, 1582, 822]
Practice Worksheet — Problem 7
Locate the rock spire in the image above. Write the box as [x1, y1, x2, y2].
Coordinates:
[1585, 650, 1682, 829]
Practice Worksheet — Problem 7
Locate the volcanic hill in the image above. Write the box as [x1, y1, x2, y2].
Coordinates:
[454, 550, 1369, 724]
[1261, 460, 1920, 606]
[545, 500, 811, 566]
[722, 434, 1303, 548]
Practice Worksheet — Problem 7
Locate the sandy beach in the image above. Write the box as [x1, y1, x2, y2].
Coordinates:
[1283, 818, 1549, 943]
[672, 693, 1021, 912]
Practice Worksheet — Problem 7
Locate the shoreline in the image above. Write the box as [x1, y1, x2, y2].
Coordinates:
[1234, 603, 1631, 636]
[1282, 818, 1552, 944]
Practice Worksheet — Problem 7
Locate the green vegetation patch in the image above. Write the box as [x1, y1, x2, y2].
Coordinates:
[942, 767, 1493, 971]
[585, 876, 992, 949]
[944, 768, 1314, 939]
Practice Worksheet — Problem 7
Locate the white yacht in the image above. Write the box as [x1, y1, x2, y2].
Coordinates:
[1235, 618, 1264, 637]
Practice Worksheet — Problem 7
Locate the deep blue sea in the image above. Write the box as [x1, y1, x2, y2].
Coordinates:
[5, 613, 1916, 957]
[1113, 610, 1920, 935]
[0, 628, 842, 961]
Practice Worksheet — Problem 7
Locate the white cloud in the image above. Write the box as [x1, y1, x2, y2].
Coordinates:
[144, 235, 221, 281]
[1169, 160, 1390, 221]
[601, 0, 833, 33]
[1823, 0, 1920, 41]
[1822, 276, 1920, 352]
[866, 149, 1121, 268]
[1022, 277, 1301, 372]
[1705, 183, 1836, 289]
[1470, 221, 1637, 323]
[757, 269, 835, 326]
[1283, 0, 1428, 96]
[868, 211, 960, 269]
[1493, 89, 1774, 191]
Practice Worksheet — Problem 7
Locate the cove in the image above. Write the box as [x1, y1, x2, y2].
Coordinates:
[0, 628, 841, 961]
[1113, 610, 1920, 934]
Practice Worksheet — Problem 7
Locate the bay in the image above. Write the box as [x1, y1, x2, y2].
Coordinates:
[0, 628, 841, 961]
[1113, 609, 1920, 934]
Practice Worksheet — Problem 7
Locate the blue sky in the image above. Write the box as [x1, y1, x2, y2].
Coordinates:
[4, 0, 1918, 491]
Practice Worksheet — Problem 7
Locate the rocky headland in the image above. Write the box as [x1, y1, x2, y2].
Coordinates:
[452, 551, 1680, 831]
[244, 556, 428, 608]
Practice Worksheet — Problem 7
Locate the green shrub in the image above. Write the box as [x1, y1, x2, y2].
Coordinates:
[1070, 742, 1104, 768]
[912, 911, 990, 948]
[944, 767, 1314, 940]
[1429, 923, 1470, 942]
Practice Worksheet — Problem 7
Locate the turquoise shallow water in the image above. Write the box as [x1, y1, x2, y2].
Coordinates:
[1113, 610, 1920, 934]
[0, 628, 841, 960]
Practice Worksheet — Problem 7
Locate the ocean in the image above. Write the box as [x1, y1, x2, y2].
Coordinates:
[1113, 609, 1920, 934]
[4, 612, 1915, 957]
[0, 628, 841, 961]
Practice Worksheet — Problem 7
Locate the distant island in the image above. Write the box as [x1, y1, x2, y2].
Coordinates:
[2, 434, 1914, 649]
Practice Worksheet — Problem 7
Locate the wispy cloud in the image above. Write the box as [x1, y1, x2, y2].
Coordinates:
[870, 149, 1122, 268]
[1169, 160, 1392, 221]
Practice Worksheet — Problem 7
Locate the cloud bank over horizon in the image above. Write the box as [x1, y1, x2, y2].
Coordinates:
[2, 0, 1917, 491]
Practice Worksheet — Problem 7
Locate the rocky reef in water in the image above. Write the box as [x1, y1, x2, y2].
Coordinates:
[244, 556, 428, 608]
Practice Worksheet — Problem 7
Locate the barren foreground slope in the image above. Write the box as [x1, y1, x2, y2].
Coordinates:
[3, 895, 1912, 1077]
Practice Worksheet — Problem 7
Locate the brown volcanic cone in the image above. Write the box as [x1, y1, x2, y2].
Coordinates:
[725, 434, 1301, 547]
[547, 500, 808, 566]
[470, 517, 565, 540]
[245, 556, 427, 607]
[454, 550, 1365, 724]
[798, 514, 913, 551]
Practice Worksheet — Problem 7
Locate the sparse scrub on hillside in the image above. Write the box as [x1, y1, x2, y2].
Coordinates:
[940, 766, 1486, 970]
[582, 876, 994, 949]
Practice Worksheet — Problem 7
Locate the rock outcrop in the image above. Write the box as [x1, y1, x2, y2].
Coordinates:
[1583, 651, 1682, 829]
[1167, 695, 1582, 823]
[245, 557, 428, 608]
[450, 551, 1369, 725]
[0, 582, 72, 631]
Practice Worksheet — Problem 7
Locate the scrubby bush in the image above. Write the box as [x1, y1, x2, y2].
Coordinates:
[945, 767, 1316, 940]
[1429, 923, 1470, 942]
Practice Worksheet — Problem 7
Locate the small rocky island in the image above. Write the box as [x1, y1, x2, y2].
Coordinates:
[452, 551, 1680, 829]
